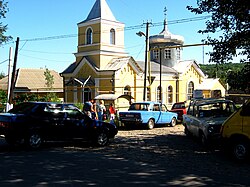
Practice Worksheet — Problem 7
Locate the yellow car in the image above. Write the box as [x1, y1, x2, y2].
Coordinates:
[221, 99, 250, 161]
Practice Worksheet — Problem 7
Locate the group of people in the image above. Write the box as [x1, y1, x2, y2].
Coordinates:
[83, 99, 116, 122]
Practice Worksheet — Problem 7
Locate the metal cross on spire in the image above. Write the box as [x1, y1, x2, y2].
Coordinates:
[164, 7, 167, 20]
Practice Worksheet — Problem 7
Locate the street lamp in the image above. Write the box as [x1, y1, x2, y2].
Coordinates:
[136, 22, 150, 101]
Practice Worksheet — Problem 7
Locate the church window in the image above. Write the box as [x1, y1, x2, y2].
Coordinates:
[153, 49, 159, 59]
[176, 48, 181, 60]
[124, 85, 131, 95]
[86, 28, 93, 45]
[165, 49, 171, 59]
[168, 86, 173, 104]
[147, 87, 151, 101]
[110, 28, 115, 45]
[187, 81, 194, 100]
[157, 86, 162, 102]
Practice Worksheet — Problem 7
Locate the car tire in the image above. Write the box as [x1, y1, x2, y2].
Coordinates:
[95, 131, 109, 146]
[231, 139, 249, 161]
[200, 133, 208, 147]
[25, 132, 43, 149]
[184, 126, 191, 137]
[170, 117, 177, 127]
[147, 119, 155, 130]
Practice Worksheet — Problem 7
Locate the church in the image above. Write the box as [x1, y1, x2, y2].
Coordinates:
[60, 0, 225, 110]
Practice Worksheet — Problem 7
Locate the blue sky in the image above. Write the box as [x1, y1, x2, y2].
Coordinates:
[1, 0, 214, 75]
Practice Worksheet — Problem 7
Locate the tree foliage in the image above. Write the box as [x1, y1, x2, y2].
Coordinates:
[187, 0, 250, 63]
[199, 62, 250, 93]
[0, 0, 12, 45]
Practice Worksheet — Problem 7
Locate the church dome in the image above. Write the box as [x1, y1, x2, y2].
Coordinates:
[150, 19, 184, 46]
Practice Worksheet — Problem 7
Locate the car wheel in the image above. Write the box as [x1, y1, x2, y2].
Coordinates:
[231, 139, 249, 161]
[170, 117, 177, 127]
[25, 132, 43, 149]
[184, 126, 191, 137]
[147, 119, 155, 129]
[200, 133, 208, 147]
[95, 131, 109, 146]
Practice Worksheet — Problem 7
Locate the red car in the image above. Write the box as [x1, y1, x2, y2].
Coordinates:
[169, 102, 187, 122]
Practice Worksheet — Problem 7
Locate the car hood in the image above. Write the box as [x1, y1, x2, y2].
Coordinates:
[200, 116, 228, 126]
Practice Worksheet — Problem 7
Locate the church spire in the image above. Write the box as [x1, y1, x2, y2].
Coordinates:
[81, 0, 116, 23]
[160, 7, 170, 35]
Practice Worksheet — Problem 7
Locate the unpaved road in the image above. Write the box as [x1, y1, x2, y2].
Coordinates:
[0, 125, 249, 186]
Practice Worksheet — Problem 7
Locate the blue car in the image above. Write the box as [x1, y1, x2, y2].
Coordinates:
[119, 101, 177, 129]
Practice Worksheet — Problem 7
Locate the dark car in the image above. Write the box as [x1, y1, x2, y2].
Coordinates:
[0, 102, 118, 149]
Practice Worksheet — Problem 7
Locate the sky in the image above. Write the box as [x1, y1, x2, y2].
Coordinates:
[0, 0, 217, 75]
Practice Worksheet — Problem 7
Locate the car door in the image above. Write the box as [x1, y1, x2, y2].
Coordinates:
[241, 101, 250, 137]
[160, 104, 171, 123]
[152, 104, 161, 124]
[63, 108, 90, 139]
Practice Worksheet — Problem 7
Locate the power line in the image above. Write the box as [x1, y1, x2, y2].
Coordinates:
[14, 15, 210, 43]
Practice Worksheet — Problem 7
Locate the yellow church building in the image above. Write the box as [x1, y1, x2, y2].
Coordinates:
[60, 0, 225, 110]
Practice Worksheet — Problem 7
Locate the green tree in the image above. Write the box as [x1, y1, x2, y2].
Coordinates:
[44, 68, 59, 102]
[226, 63, 250, 93]
[187, 0, 249, 63]
[0, 0, 12, 45]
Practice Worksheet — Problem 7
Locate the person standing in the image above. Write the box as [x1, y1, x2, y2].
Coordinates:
[83, 99, 94, 118]
[97, 100, 106, 121]
[109, 103, 116, 122]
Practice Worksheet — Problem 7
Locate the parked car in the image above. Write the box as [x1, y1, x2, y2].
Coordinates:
[221, 99, 250, 161]
[183, 98, 237, 146]
[169, 102, 187, 122]
[0, 102, 118, 149]
[119, 101, 177, 129]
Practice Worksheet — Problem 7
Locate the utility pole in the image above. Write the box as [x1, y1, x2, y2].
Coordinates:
[8, 37, 19, 104]
[6, 47, 13, 111]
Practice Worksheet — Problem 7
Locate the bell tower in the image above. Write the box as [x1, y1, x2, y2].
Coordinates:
[75, 0, 127, 69]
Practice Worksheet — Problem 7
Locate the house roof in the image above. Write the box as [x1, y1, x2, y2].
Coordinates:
[78, 0, 116, 24]
[196, 78, 224, 90]
[0, 68, 63, 92]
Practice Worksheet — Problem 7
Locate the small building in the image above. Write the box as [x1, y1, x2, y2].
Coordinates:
[0, 68, 64, 101]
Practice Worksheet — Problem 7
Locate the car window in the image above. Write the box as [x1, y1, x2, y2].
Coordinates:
[161, 104, 168, 112]
[153, 104, 160, 111]
[198, 102, 236, 117]
[129, 103, 149, 111]
[8, 102, 37, 114]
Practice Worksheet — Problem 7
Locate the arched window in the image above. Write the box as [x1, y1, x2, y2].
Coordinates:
[110, 28, 115, 45]
[157, 86, 162, 102]
[124, 85, 131, 95]
[84, 88, 92, 103]
[86, 28, 93, 45]
[147, 87, 151, 101]
[168, 86, 173, 104]
[187, 81, 194, 100]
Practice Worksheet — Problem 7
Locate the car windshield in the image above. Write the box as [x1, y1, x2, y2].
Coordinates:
[197, 101, 236, 118]
[129, 103, 149, 111]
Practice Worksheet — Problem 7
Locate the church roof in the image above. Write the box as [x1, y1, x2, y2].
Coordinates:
[173, 60, 206, 78]
[150, 19, 184, 45]
[136, 61, 178, 75]
[79, 0, 116, 24]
